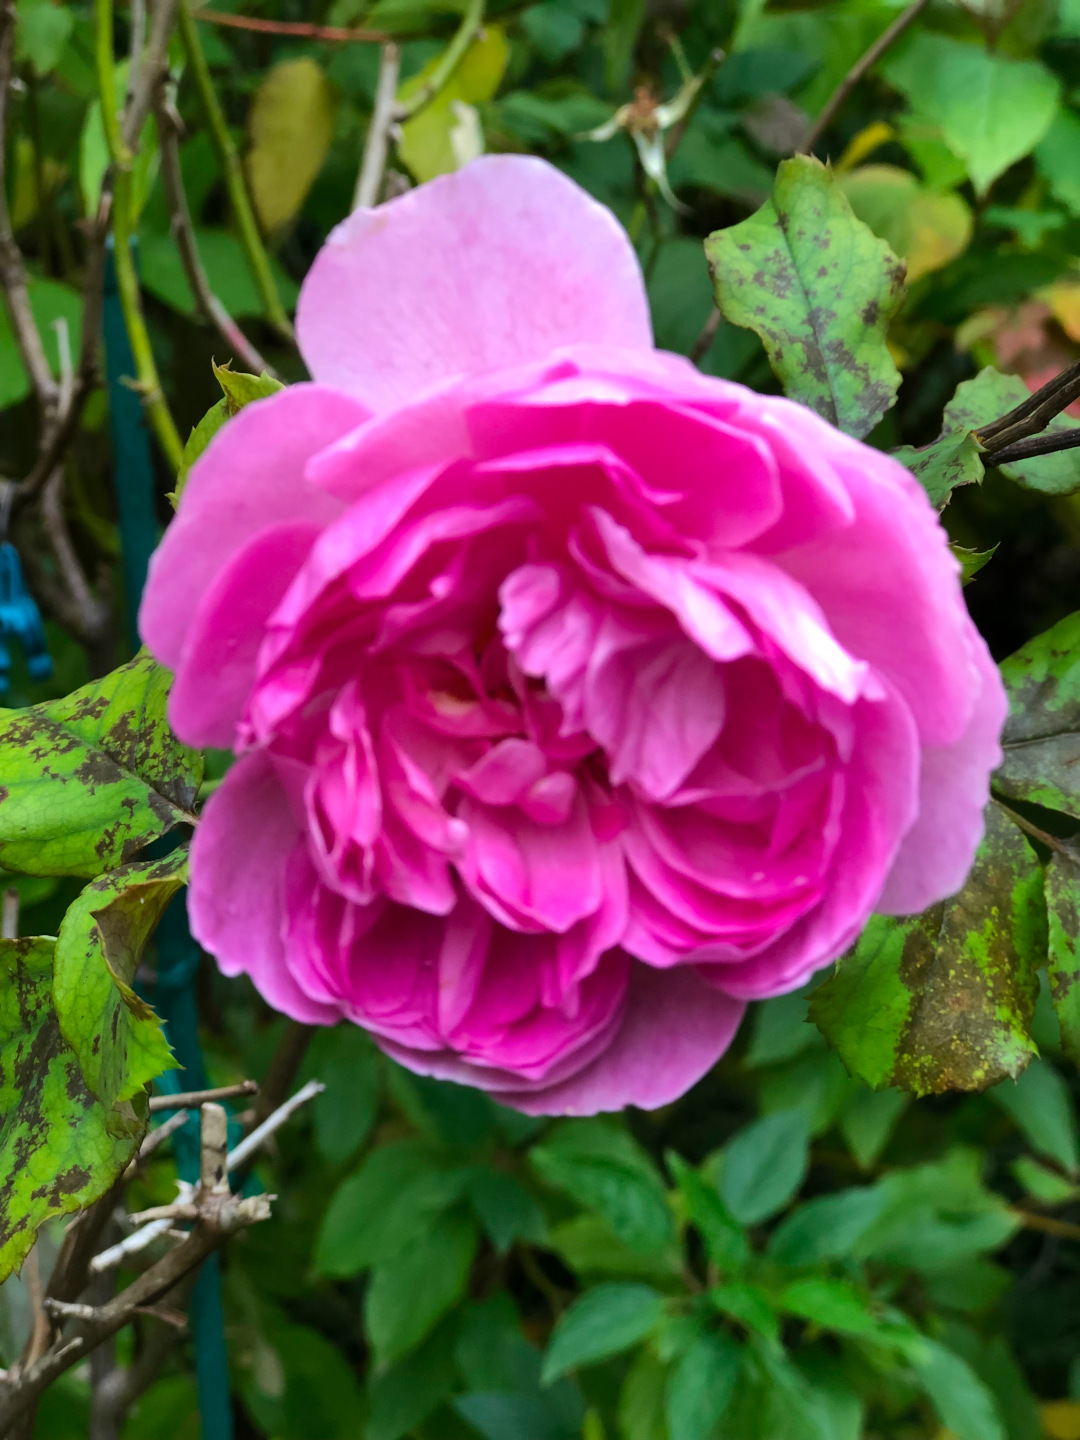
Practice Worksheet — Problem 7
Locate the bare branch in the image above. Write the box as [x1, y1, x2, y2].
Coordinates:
[196, 8, 391, 42]
[148, 1081, 257, 1113]
[226, 1079, 324, 1174]
[354, 43, 401, 211]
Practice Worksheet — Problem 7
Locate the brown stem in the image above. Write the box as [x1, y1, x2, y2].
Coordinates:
[1013, 1208, 1080, 1242]
[977, 360, 1080, 451]
[149, 1081, 257, 1113]
[689, 307, 721, 366]
[800, 0, 930, 154]
[195, 8, 390, 43]
[983, 427, 1080, 468]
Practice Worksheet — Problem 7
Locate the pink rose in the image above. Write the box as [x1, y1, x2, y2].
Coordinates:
[141, 156, 1006, 1115]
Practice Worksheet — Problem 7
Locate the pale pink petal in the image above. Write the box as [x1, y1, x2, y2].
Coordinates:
[189, 751, 342, 1025]
[296, 156, 652, 411]
[877, 631, 1006, 913]
[140, 385, 367, 670]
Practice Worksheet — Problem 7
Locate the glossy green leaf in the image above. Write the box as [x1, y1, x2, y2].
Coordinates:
[997, 611, 1080, 817]
[705, 154, 904, 439]
[883, 34, 1060, 195]
[529, 1119, 673, 1253]
[365, 1209, 478, 1368]
[718, 1108, 810, 1224]
[767, 1186, 887, 1266]
[810, 805, 1042, 1094]
[1046, 847, 1080, 1065]
[541, 1283, 664, 1384]
[665, 1331, 741, 1440]
[0, 937, 143, 1282]
[53, 853, 184, 1108]
[0, 653, 203, 878]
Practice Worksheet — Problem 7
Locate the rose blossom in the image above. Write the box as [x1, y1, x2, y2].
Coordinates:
[141, 155, 1006, 1115]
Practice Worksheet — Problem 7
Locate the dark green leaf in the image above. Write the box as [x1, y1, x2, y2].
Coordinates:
[53, 853, 185, 1108]
[705, 154, 904, 439]
[717, 1108, 810, 1225]
[666, 1152, 750, 1273]
[912, 1340, 1005, 1440]
[308, 1025, 379, 1166]
[365, 1209, 478, 1368]
[1046, 848, 1080, 1064]
[989, 1058, 1079, 1172]
[665, 1331, 741, 1440]
[454, 1393, 580, 1440]
[0, 937, 143, 1281]
[541, 1283, 664, 1384]
[366, 1325, 457, 1440]
[744, 990, 819, 1069]
[469, 1168, 548, 1254]
[709, 1281, 780, 1342]
[837, 1086, 908, 1169]
[0, 654, 202, 878]
[810, 805, 1042, 1094]
[997, 611, 1080, 817]
[767, 1186, 887, 1266]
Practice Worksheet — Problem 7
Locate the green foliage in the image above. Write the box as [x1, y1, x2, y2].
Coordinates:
[705, 154, 905, 439]
[174, 366, 285, 502]
[0, 653, 202, 877]
[998, 610, 1080, 817]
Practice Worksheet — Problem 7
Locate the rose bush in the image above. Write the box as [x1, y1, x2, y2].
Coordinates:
[141, 155, 1006, 1115]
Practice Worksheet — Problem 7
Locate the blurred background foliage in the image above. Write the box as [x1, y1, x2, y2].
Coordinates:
[5, 0, 1080, 1435]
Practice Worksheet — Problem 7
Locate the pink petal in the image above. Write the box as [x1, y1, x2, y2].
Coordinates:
[140, 385, 367, 671]
[168, 522, 321, 749]
[296, 155, 652, 411]
[189, 751, 342, 1025]
[877, 630, 1006, 913]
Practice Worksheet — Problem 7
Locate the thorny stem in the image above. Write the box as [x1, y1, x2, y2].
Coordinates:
[801, 0, 930, 154]
[178, 0, 295, 342]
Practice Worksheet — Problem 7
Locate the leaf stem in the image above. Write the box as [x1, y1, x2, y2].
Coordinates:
[978, 359, 1080, 451]
[177, 0, 294, 343]
[393, 0, 484, 122]
[94, 0, 132, 167]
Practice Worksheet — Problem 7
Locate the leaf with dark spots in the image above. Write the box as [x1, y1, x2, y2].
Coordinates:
[1046, 848, 1080, 1066]
[893, 430, 984, 509]
[0, 937, 142, 1282]
[811, 805, 1043, 1095]
[0, 652, 203, 877]
[996, 611, 1080, 818]
[704, 154, 905, 439]
[947, 367, 1080, 495]
[54, 852, 185, 1108]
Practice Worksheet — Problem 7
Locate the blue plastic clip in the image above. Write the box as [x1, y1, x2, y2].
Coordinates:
[0, 484, 52, 694]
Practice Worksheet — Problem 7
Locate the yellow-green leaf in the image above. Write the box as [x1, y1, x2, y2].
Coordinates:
[398, 24, 509, 182]
[247, 58, 337, 233]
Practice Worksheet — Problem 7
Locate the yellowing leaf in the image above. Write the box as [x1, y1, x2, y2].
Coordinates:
[835, 120, 894, 174]
[247, 58, 337, 233]
[398, 24, 509, 183]
[1044, 279, 1080, 342]
[1044, 1402, 1080, 1440]
[840, 165, 972, 283]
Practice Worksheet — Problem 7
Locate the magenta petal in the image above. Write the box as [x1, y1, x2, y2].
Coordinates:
[877, 631, 1006, 914]
[169, 522, 321, 748]
[189, 751, 343, 1025]
[296, 156, 652, 411]
[500, 965, 746, 1115]
[140, 385, 367, 671]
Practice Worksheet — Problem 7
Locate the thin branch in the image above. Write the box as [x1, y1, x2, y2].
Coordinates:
[153, 86, 276, 377]
[1013, 1208, 1080, 1242]
[135, 1108, 189, 1156]
[148, 1081, 257, 1113]
[178, 0, 294, 342]
[393, 0, 483, 122]
[195, 8, 390, 43]
[801, 0, 930, 154]
[983, 428, 1080, 468]
[689, 307, 721, 366]
[978, 359, 1080, 451]
[226, 1079, 324, 1173]
[354, 43, 401, 210]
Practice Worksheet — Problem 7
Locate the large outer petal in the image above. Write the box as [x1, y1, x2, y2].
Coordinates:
[877, 633, 1006, 913]
[296, 156, 652, 411]
[189, 751, 343, 1025]
[140, 385, 367, 672]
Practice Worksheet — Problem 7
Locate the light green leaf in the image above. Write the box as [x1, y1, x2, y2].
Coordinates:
[0, 937, 144, 1282]
[883, 34, 1060, 195]
[947, 367, 1080, 496]
[140, 230, 299, 324]
[173, 366, 285, 504]
[997, 611, 1080, 817]
[247, 58, 337, 232]
[953, 543, 999, 586]
[990, 1058, 1079, 1172]
[717, 1108, 810, 1225]
[810, 805, 1042, 1095]
[913, 1340, 1005, 1440]
[529, 1119, 673, 1253]
[53, 853, 185, 1108]
[15, 0, 74, 77]
[1011, 1154, 1079, 1205]
[1036, 108, 1080, 215]
[839, 164, 972, 283]
[1046, 848, 1080, 1066]
[548, 1214, 683, 1282]
[0, 653, 203, 878]
[398, 24, 509, 182]
[618, 1348, 668, 1440]
[541, 1283, 664, 1384]
[665, 1331, 741, 1440]
[365, 1209, 478, 1368]
[0, 277, 84, 411]
[705, 154, 904, 439]
[893, 430, 984, 509]
[709, 1281, 780, 1341]
[777, 1277, 882, 1338]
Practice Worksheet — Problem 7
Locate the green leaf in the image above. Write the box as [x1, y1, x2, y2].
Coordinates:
[893, 430, 984, 509]
[529, 1119, 673, 1253]
[1036, 108, 1080, 215]
[767, 1186, 887, 1266]
[398, 24, 510, 182]
[469, 1168, 548, 1254]
[173, 366, 285, 504]
[541, 1283, 664, 1384]
[53, 853, 186, 1108]
[365, 1209, 478, 1368]
[547, 1214, 683, 1282]
[709, 1281, 780, 1341]
[912, 1339, 1005, 1440]
[314, 1139, 471, 1277]
[15, 0, 74, 77]
[667, 1152, 750, 1273]
[810, 805, 1042, 1094]
[665, 1331, 741, 1440]
[953, 543, 999, 586]
[882, 33, 1060, 195]
[837, 1086, 908, 1169]
[618, 1348, 668, 1440]
[776, 1277, 881, 1338]
[1011, 1154, 1079, 1205]
[247, 58, 337, 232]
[704, 153, 904, 439]
[1046, 848, 1080, 1065]
[365, 1327, 456, 1440]
[990, 1058, 1079, 1172]
[838, 164, 972, 284]
[140, 231, 299, 324]
[717, 1108, 810, 1225]
[0, 277, 84, 411]
[997, 611, 1080, 817]
[948, 367, 1080, 496]
[309, 1025, 380, 1166]
[0, 937, 143, 1282]
[744, 989, 819, 1069]
[0, 653, 203, 878]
